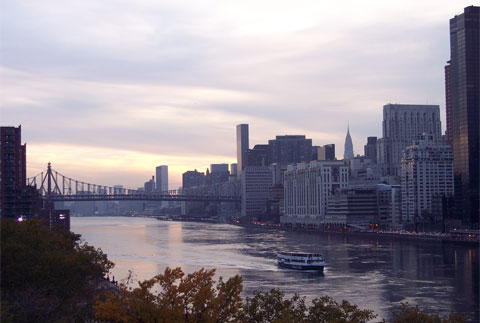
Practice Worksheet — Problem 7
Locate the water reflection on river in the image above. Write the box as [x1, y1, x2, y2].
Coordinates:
[71, 217, 479, 321]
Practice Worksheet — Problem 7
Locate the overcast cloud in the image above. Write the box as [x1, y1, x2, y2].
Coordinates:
[0, 0, 472, 188]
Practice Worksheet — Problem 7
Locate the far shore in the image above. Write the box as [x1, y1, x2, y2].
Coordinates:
[71, 215, 479, 247]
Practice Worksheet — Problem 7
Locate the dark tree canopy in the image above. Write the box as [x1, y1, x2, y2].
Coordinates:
[1, 219, 113, 322]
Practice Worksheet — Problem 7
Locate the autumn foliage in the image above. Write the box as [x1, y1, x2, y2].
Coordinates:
[94, 267, 244, 322]
[94, 267, 377, 323]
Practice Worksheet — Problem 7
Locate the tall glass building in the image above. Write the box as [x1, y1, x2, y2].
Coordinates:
[448, 6, 479, 226]
[236, 124, 249, 177]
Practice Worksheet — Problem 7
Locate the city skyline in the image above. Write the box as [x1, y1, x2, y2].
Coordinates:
[1, 1, 474, 188]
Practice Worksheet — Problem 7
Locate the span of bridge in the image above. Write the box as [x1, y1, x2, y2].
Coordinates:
[27, 163, 241, 203]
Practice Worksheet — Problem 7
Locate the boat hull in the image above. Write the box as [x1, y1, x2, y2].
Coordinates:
[277, 261, 324, 271]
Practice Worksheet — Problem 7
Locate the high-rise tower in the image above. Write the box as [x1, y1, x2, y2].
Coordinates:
[343, 125, 354, 160]
[156, 165, 168, 192]
[448, 6, 479, 226]
[0, 126, 26, 218]
[377, 104, 442, 177]
[236, 124, 249, 177]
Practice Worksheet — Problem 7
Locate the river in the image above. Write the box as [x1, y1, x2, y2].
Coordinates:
[71, 216, 479, 321]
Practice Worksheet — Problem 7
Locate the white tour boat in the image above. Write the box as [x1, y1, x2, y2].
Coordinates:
[277, 252, 325, 271]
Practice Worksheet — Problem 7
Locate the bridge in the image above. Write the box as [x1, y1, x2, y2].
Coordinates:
[27, 163, 241, 203]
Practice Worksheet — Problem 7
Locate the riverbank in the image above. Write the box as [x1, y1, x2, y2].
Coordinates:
[86, 215, 478, 247]
[231, 221, 480, 247]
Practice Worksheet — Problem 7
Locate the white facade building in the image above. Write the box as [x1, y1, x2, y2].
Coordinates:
[401, 135, 454, 222]
[281, 160, 348, 228]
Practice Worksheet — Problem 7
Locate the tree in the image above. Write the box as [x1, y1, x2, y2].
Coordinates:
[95, 268, 378, 323]
[242, 289, 376, 323]
[1, 219, 114, 322]
[391, 303, 467, 323]
[307, 296, 376, 323]
[243, 289, 308, 323]
[94, 267, 244, 322]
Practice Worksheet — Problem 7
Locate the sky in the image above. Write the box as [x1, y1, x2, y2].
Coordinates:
[0, 1, 474, 189]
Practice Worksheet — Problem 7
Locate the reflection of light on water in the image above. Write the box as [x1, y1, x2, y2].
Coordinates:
[168, 223, 183, 244]
[167, 223, 183, 267]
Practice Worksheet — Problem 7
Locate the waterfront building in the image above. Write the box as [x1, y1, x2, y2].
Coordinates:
[241, 166, 273, 219]
[144, 176, 155, 192]
[347, 157, 385, 187]
[376, 184, 402, 228]
[182, 169, 208, 216]
[0, 126, 42, 219]
[431, 195, 456, 228]
[317, 144, 336, 161]
[206, 164, 229, 185]
[401, 134, 454, 223]
[448, 6, 479, 226]
[1, 126, 26, 218]
[156, 165, 168, 192]
[268, 135, 312, 166]
[281, 160, 348, 228]
[364, 137, 377, 162]
[236, 124, 249, 177]
[343, 126, 354, 160]
[182, 170, 205, 188]
[324, 187, 378, 228]
[377, 104, 442, 177]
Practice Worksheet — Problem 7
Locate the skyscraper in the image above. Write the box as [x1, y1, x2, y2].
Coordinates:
[236, 124, 249, 177]
[377, 104, 442, 176]
[156, 165, 168, 192]
[448, 6, 479, 226]
[317, 144, 335, 161]
[182, 170, 205, 188]
[268, 135, 312, 165]
[343, 125, 354, 160]
[364, 137, 377, 162]
[241, 166, 272, 218]
[444, 60, 452, 146]
[1, 126, 26, 218]
[1, 126, 42, 220]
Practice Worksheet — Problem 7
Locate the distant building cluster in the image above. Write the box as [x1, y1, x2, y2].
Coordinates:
[232, 6, 478, 232]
